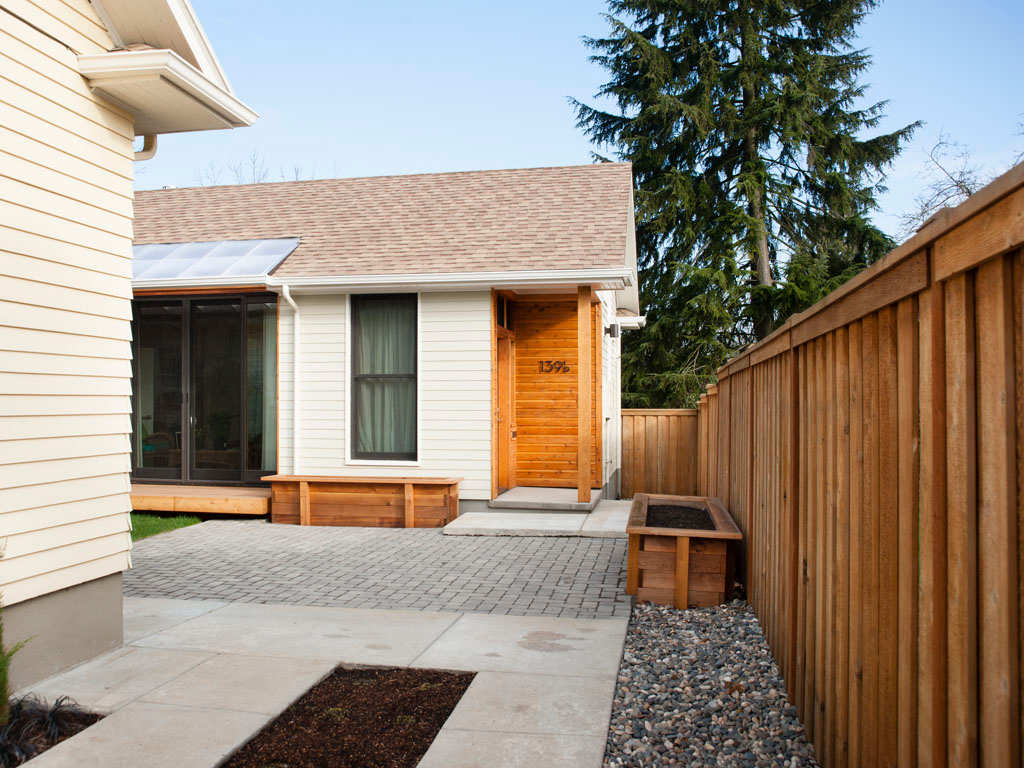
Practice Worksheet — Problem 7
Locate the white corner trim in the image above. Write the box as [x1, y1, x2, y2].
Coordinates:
[78, 48, 257, 127]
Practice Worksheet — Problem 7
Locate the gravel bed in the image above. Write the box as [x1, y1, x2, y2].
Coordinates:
[604, 601, 819, 767]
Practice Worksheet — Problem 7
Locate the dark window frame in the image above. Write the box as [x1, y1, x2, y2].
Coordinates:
[350, 293, 418, 462]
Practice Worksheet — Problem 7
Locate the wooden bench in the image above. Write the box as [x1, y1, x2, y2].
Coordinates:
[261, 475, 461, 528]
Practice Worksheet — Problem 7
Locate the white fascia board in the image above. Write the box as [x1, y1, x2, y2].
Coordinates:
[163, 0, 232, 91]
[615, 186, 641, 314]
[132, 275, 272, 290]
[91, 0, 232, 92]
[264, 267, 634, 294]
[78, 49, 257, 129]
[134, 268, 633, 293]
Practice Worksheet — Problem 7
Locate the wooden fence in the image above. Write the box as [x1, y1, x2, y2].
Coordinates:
[697, 163, 1024, 768]
[620, 409, 698, 498]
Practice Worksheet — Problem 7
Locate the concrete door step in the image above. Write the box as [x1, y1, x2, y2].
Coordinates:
[487, 487, 601, 513]
[443, 501, 631, 538]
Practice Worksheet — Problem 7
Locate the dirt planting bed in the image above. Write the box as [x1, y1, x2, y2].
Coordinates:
[222, 666, 474, 768]
[645, 504, 715, 530]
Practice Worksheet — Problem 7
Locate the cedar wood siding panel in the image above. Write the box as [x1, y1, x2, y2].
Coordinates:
[513, 298, 604, 488]
[277, 292, 493, 500]
[0, 3, 133, 607]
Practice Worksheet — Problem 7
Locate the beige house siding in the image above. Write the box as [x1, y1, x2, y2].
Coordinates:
[277, 291, 493, 500]
[0, 3, 134, 606]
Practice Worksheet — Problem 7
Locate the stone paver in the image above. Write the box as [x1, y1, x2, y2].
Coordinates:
[124, 520, 630, 618]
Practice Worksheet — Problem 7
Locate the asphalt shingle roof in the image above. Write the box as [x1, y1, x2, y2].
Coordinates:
[133, 163, 634, 278]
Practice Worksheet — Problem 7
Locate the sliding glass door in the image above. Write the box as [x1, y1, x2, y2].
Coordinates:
[131, 294, 277, 483]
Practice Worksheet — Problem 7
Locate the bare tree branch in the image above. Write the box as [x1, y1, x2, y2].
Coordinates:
[899, 133, 983, 238]
[230, 151, 269, 185]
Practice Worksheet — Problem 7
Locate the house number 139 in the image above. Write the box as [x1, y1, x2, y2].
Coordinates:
[539, 360, 571, 373]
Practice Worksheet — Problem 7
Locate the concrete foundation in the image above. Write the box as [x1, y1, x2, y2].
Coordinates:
[6, 573, 123, 690]
[458, 498, 490, 515]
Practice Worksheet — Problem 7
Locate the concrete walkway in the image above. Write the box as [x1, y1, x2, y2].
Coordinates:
[443, 499, 631, 538]
[21, 597, 627, 768]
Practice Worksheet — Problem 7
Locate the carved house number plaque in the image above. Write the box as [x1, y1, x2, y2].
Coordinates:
[538, 360, 571, 373]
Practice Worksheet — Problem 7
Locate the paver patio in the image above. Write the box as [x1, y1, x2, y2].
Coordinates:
[124, 520, 630, 618]
[21, 597, 626, 768]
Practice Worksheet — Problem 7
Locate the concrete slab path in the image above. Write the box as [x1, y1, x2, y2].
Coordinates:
[20, 596, 627, 768]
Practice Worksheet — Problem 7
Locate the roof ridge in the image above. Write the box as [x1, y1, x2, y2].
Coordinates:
[134, 161, 633, 195]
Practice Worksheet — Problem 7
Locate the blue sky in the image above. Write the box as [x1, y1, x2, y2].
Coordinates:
[137, 0, 1023, 238]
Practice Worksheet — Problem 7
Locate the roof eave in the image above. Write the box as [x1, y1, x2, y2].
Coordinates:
[257, 267, 632, 294]
[90, 0, 233, 91]
[78, 49, 258, 134]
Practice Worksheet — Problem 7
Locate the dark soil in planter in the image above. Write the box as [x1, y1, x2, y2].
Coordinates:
[646, 503, 716, 531]
[0, 696, 102, 767]
[222, 666, 474, 768]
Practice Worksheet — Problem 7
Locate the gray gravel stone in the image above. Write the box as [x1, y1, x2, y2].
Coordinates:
[604, 601, 819, 767]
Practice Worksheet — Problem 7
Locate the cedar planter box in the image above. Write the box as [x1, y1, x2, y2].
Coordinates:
[626, 494, 742, 609]
[262, 475, 460, 528]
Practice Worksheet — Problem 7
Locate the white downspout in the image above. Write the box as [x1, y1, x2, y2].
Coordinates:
[281, 284, 300, 474]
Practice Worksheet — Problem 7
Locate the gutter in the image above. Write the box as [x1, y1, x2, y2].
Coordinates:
[77, 48, 258, 128]
[280, 284, 300, 474]
[263, 267, 634, 293]
[132, 275, 273, 290]
[132, 267, 633, 294]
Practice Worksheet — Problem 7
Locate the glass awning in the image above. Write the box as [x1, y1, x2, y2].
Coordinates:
[132, 238, 299, 282]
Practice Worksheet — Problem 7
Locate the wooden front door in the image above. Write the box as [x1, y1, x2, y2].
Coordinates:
[496, 330, 516, 492]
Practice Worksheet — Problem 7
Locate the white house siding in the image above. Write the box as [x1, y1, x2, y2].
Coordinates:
[597, 290, 622, 496]
[277, 291, 493, 500]
[0, 3, 134, 606]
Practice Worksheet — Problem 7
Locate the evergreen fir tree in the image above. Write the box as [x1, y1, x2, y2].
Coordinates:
[574, 0, 919, 405]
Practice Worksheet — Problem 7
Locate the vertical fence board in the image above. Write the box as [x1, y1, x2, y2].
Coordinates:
[1014, 251, 1024, 764]
[822, 332, 837, 767]
[896, 296, 920, 768]
[786, 347, 800, 691]
[847, 320, 864, 768]
[861, 312, 880, 768]
[945, 272, 978, 768]
[813, 337, 826, 752]
[877, 306, 900, 768]
[834, 326, 851, 768]
[974, 256, 1020, 768]
[917, 280, 950, 768]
